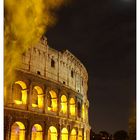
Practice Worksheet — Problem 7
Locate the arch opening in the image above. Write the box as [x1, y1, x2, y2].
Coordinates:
[10, 121, 25, 140]
[13, 81, 27, 105]
[78, 129, 83, 140]
[69, 98, 75, 116]
[48, 126, 57, 140]
[32, 86, 44, 109]
[31, 124, 43, 140]
[61, 128, 68, 140]
[70, 129, 76, 140]
[82, 104, 85, 120]
[60, 95, 67, 114]
[48, 90, 57, 112]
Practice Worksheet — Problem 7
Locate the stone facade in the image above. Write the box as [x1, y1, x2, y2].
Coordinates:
[4, 36, 90, 140]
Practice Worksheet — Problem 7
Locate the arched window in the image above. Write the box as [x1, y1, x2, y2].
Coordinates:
[71, 70, 74, 78]
[48, 126, 57, 140]
[78, 129, 83, 140]
[10, 121, 25, 140]
[31, 86, 44, 109]
[31, 124, 43, 140]
[51, 59, 55, 68]
[60, 95, 67, 114]
[69, 98, 75, 116]
[61, 128, 68, 140]
[13, 81, 27, 105]
[70, 129, 76, 140]
[48, 90, 57, 112]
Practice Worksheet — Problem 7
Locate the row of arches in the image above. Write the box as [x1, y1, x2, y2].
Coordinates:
[10, 121, 83, 140]
[11, 81, 87, 119]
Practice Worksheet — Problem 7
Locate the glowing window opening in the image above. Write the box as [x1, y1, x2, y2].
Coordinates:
[13, 81, 27, 105]
[10, 121, 25, 140]
[78, 130, 83, 140]
[31, 124, 43, 140]
[60, 95, 67, 114]
[61, 128, 68, 140]
[69, 98, 76, 116]
[32, 86, 44, 109]
[48, 90, 58, 112]
[70, 129, 77, 140]
[48, 126, 58, 140]
[82, 104, 85, 120]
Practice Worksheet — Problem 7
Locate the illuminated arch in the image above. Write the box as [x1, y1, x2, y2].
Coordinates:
[48, 126, 57, 140]
[13, 81, 27, 105]
[61, 128, 68, 140]
[84, 131, 87, 140]
[82, 104, 85, 120]
[78, 129, 83, 140]
[70, 129, 77, 140]
[32, 86, 44, 109]
[48, 90, 57, 112]
[60, 95, 67, 114]
[31, 124, 43, 140]
[69, 98, 75, 116]
[10, 121, 25, 140]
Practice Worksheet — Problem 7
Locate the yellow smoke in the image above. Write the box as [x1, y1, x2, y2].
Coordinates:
[4, 0, 66, 87]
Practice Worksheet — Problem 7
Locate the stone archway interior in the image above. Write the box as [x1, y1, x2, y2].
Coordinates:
[10, 121, 25, 140]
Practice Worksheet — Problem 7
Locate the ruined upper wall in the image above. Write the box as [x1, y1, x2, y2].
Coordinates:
[19, 37, 88, 97]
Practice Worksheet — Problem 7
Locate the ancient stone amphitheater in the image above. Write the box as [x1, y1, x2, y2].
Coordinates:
[4, 37, 90, 140]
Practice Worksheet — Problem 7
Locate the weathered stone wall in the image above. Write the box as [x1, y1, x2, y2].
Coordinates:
[19, 37, 88, 98]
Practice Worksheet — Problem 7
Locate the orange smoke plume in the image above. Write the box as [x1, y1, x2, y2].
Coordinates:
[4, 0, 67, 87]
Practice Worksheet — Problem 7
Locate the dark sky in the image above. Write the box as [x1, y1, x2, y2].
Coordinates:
[45, 0, 136, 134]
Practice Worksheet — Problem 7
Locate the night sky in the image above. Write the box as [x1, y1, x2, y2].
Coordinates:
[45, 0, 136, 134]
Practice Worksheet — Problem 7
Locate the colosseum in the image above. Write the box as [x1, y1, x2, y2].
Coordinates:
[4, 36, 90, 140]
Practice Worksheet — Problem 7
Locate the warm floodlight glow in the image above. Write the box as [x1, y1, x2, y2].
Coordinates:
[32, 86, 44, 109]
[60, 95, 67, 114]
[48, 90, 57, 112]
[82, 104, 85, 120]
[14, 100, 22, 105]
[84, 131, 87, 140]
[10, 122, 25, 140]
[69, 98, 75, 116]
[48, 126, 57, 140]
[15, 81, 27, 89]
[31, 124, 43, 140]
[78, 130, 83, 140]
[32, 103, 38, 108]
[70, 129, 76, 140]
[61, 128, 68, 140]
[14, 81, 27, 105]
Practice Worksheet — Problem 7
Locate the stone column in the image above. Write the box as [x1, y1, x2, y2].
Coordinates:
[67, 95, 70, 119]
[43, 122, 48, 140]
[75, 97, 78, 120]
[4, 115, 12, 140]
[58, 90, 61, 116]
[58, 124, 61, 140]
[67, 125, 70, 140]
[26, 119, 31, 140]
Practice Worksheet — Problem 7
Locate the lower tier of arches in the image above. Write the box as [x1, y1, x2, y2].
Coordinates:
[4, 108, 90, 140]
